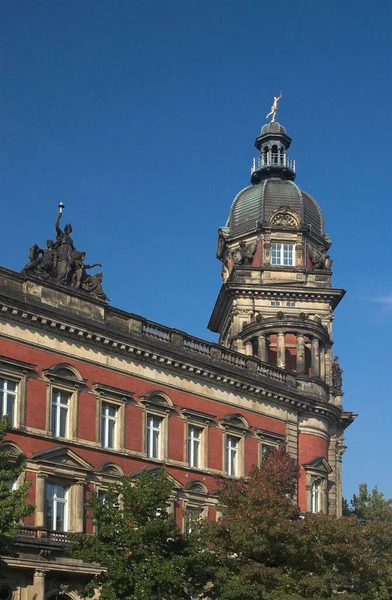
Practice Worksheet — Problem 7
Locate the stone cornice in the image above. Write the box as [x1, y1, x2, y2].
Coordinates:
[0, 268, 346, 426]
[208, 282, 345, 332]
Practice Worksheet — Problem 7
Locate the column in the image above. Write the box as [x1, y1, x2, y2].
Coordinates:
[311, 337, 320, 378]
[35, 474, 47, 528]
[33, 569, 46, 600]
[296, 333, 305, 374]
[245, 341, 253, 356]
[257, 334, 267, 362]
[75, 480, 85, 533]
[277, 332, 285, 368]
[320, 344, 325, 380]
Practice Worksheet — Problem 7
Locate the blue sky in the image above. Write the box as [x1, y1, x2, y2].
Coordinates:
[1, 1, 391, 500]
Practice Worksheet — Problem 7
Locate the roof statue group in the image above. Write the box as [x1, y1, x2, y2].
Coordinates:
[22, 205, 110, 302]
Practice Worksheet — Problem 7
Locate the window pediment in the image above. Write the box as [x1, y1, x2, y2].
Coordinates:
[303, 456, 332, 475]
[92, 383, 134, 403]
[0, 355, 36, 375]
[256, 428, 285, 446]
[130, 466, 182, 489]
[185, 481, 208, 495]
[96, 462, 124, 477]
[43, 364, 85, 388]
[0, 441, 24, 457]
[180, 408, 216, 425]
[139, 391, 174, 413]
[220, 413, 250, 434]
[32, 447, 93, 472]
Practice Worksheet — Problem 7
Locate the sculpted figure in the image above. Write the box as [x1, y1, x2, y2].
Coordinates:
[22, 244, 42, 275]
[266, 92, 282, 123]
[309, 245, 327, 270]
[81, 272, 110, 301]
[22, 207, 109, 301]
[71, 249, 102, 289]
[54, 212, 74, 284]
[332, 356, 343, 390]
[22, 240, 56, 279]
[231, 241, 257, 266]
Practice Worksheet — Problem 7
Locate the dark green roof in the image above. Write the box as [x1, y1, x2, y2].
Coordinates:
[226, 178, 324, 237]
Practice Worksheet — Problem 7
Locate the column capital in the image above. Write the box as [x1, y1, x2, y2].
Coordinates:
[34, 569, 47, 577]
[37, 473, 48, 480]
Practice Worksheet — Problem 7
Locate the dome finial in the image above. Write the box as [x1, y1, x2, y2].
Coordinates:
[266, 91, 283, 123]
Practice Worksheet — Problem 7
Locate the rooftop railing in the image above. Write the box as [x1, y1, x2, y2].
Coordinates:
[251, 152, 295, 174]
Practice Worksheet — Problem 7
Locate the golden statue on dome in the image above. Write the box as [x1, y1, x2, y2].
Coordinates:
[266, 92, 282, 123]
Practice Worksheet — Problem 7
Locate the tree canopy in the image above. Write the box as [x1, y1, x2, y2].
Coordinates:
[201, 447, 392, 600]
[71, 468, 212, 600]
[0, 416, 34, 562]
[71, 449, 392, 600]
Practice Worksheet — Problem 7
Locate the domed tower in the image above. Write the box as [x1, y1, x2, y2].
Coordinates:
[208, 111, 352, 516]
[208, 118, 344, 402]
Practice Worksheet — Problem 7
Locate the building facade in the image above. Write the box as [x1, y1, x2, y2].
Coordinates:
[0, 119, 354, 600]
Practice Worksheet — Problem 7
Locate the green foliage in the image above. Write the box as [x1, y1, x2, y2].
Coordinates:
[70, 468, 211, 600]
[0, 416, 34, 560]
[201, 447, 392, 600]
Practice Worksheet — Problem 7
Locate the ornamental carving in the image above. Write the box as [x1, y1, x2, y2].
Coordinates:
[308, 244, 333, 271]
[21, 207, 110, 302]
[231, 241, 257, 265]
[270, 210, 298, 228]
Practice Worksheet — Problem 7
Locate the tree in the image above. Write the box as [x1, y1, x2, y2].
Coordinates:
[345, 484, 392, 599]
[201, 447, 392, 600]
[0, 416, 34, 561]
[70, 468, 212, 600]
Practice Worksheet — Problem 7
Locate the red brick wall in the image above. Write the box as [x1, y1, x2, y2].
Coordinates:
[298, 433, 328, 511]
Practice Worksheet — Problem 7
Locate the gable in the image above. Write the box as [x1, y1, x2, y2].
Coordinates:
[303, 456, 333, 475]
[32, 446, 93, 471]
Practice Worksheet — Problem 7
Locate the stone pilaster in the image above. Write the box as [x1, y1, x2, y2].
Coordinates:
[32, 570, 46, 600]
[75, 480, 85, 532]
[35, 474, 47, 528]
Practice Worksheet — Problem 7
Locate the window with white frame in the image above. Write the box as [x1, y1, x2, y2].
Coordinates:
[46, 482, 69, 531]
[225, 435, 240, 477]
[146, 414, 163, 459]
[101, 403, 118, 449]
[311, 479, 321, 514]
[270, 300, 281, 307]
[184, 506, 203, 534]
[0, 378, 17, 426]
[188, 425, 202, 468]
[271, 243, 295, 266]
[51, 390, 70, 438]
[285, 301, 296, 307]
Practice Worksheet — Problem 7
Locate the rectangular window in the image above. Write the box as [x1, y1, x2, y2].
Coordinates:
[51, 390, 70, 438]
[271, 243, 295, 266]
[0, 378, 17, 426]
[146, 415, 163, 459]
[101, 403, 118, 449]
[184, 506, 202, 534]
[188, 426, 202, 468]
[285, 301, 296, 307]
[270, 300, 281, 307]
[311, 479, 322, 514]
[226, 435, 239, 477]
[46, 483, 68, 531]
